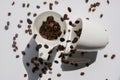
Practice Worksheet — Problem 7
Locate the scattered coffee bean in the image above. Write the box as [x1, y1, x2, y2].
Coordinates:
[27, 18, 32, 24]
[111, 54, 116, 59]
[75, 20, 80, 24]
[60, 38, 65, 42]
[48, 49, 53, 54]
[27, 43, 30, 48]
[63, 30, 66, 34]
[27, 25, 31, 28]
[106, 79, 108, 80]
[63, 14, 69, 20]
[22, 3, 25, 8]
[44, 44, 49, 49]
[74, 29, 82, 37]
[26, 62, 30, 67]
[16, 55, 19, 58]
[43, 1, 47, 5]
[68, 29, 70, 32]
[68, 7, 72, 12]
[33, 13, 37, 17]
[26, 3, 30, 8]
[69, 21, 72, 25]
[33, 34, 37, 39]
[107, 0, 110, 4]
[19, 20, 23, 23]
[8, 12, 11, 16]
[17, 24, 22, 28]
[49, 3, 53, 10]
[54, 60, 59, 64]
[80, 72, 85, 76]
[100, 14, 103, 18]
[69, 21, 76, 27]
[36, 44, 42, 51]
[36, 5, 40, 9]
[5, 25, 9, 30]
[85, 0, 89, 3]
[55, 1, 59, 5]
[24, 74, 27, 77]
[70, 45, 74, 49]
[72, 37, 78, 43]
[25, 30, 28, 33]
[7, 21, 10, 26]
[39, 73, 42, 78]
[48, 78, 52, 80]
[27, 12, 31, 16]
[57, 73, 61, 77]
[22, 51, 26, 56]
[85, 63, 90, 67]
[86, 17, 89, 20]
[15, 33, 18, 38]
[11, 1, 15, 6]
[104, 54, 108, 58]
[60, 17, 64, 22]
[57, 45, 65, 51]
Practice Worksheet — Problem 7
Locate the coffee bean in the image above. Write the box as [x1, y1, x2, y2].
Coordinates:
[5, 25, 9, 30]
[17, 24, 22, 28]
[107, 0, 110, 4]
[26, 62, 30, 67]
[49, 3, 53, 10]
[104, 54, 108, 58]
[80, 72, 85, 76]
[26, 3, 30, 8]
[111, 54, 115, 59]
[57, 45, 65, 51]
[44, 44, 49, 49]
[36, 5, 40, 9]
[68, 7, 72, 12]
[27, 12, 31, 16]
[85, 63, 90, 67]
[57, 73, 61, 77]
[33, 34, 37, 39]
[48, 78, 52, 80]
[86, 17, 89, 20]
[16, 55, 19, 58]
[43, 1, 47, 5]
[24, 74, 27, 77]
[22, 51, 26, 56]
[55, 1, 59, 5]
[85, 0, 89, 3]
[100, 14, 103, 18]
[60, 38, 65, 42]
[54, 60, 59, 64]
[7, 21, 10, 26]
[27, 18, 32, 24]
[33, 13, 37, 17]
[12, 1, 15, 6]
[8, 12, 11, 16]
[27, 43, 30, 48]
[63, 14, 69, 20]
[22, 3, 25, 8]
[72, 37, 78, 43]
[36, 44, 42, 51]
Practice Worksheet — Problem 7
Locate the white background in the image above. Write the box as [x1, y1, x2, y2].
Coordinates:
[0, 0, 120, 80]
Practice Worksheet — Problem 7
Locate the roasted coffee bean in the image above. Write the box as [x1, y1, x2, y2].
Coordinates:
[85, 0, 89, 3]
[69, 21, 72, 25]
[60, 38, 65, 42]
[111, 54, 116, 59]
[26, 62, 30, 67]
[75, 20, 80, 24]
[47, 55, 51, 61]
[72, 37, 78, 43]
[19, 20, 23, 23]
[74, 29, 82, 37]
[54, 60, 59, 64]
[7, 21, 10, 26]
[85, 63, 90, 67]
[60, 17, 64, 22]
[27, 18, 32, 24]
[8, 12, 11, 16]
[43, 1, 47, 5]
[27, 43, 30, 48]
[5, 25, 9, 30]
[22, 51, 26, 56]
[55, 1, 59, 5]
[27, 12, 31, 16]
[49, 3, 53, 10]
[57, 73, 61, 77]
[69, 21, 76, 27]
[48, 78, 52, 80]
[16, 55, 19, 58]
[24, 74, 27, 77]
[26, 3, 30, 8]
[70, 45, 74, 49]
[68, 7, 72, 12]
[57, 45, 65, 51]
[12, 1, 15, 6]
[100, 14, 103, 18]
[33, 13, 37, 17]
[80, 72, 85, 76]
[17, 24, 22, 28]
[33, 34, 37, 39]
[86, 17, 89, 20]
[22, 3, 25, 8]
[39, 73, 42, 78]
[48, 49, 53, 54]
[36, 5, 40, 9]
[63, 14, 69, 20]
[104, 54, 108, 58]
[44, 44, 49, 49]
[107, 0, 110, 4]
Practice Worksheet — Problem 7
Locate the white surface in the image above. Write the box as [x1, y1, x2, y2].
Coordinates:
[0, 0, 120, 80]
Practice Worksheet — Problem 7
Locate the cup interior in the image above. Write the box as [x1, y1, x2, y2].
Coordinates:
[33, 11, 66, 46]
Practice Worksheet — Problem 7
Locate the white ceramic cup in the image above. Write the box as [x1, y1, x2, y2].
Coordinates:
[32, 11, 66, 60]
